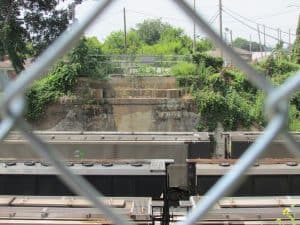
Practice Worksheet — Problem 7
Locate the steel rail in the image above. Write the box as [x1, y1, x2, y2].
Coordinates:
[177, 114, 285, 225]
[17, 119, 131, 225]
[170, 1, 297, 225]
[0, 0, 133, 225]
[0, 1, 299, 225]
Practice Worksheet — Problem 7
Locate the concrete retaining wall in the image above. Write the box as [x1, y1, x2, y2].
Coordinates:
[30, 76, 199, 132]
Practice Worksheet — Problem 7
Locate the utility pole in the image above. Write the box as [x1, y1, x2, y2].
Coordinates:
[289, 28, 291, 47]
[249, 34, 252, 53]
[257, 24, 263, 58]
[71, 2, 76, 23]
[279, 29, 282, 44]
[225, 28, 233, 46]
[289, 28, 292, 58]
[193, 0, 196, 54]
[277, 28, 281, 45]
[219, 0, 223, 57]
[263, 25, 266, 55]
[123, 7, 127, 54]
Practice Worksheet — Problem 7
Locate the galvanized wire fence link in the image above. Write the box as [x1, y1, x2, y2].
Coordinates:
[0, 0, 299, 225]
[92, 54, 193, 75]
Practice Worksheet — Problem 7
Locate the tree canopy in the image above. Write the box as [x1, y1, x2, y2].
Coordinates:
[232, 37, 268, 52]
[0, 0, 81, 72]
[102, 19, 213, 55]
[136, 19, 170, 45]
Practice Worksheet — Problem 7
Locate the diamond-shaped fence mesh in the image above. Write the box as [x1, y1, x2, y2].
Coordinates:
[0, 1, 299, 225]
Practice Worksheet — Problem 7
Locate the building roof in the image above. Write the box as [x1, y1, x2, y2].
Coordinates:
[0, 58, 33, 71]
[0, 60, 13, 70]
[207, 47, 252, 58]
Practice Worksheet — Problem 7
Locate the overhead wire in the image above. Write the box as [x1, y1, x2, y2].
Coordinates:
[252, 8, 300, 21]
[222, 6, 296, 36]
[126, 9, 192, 24]
[222, 8, 290, 45]
[126, 8, 220, 26]
[208, 10, 219, 25]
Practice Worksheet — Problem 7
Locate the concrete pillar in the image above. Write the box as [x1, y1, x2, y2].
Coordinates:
[214, 122, 225, 158]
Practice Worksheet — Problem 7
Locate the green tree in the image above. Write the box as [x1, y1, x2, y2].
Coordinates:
[0, 0, 81, 73]
[292, 16, 300, 64]
[195, 38, 214, 52]
[103, 20, 194, 55]
[102, 30, 142, 54]
[136, 19, 170, 45]
[232, 37, 266, 52]
[26, 36, 110, 121]
[69, 37, 110, 79]
[103, 19, 212, 55]
[26, 62, 80, 121]
[102, 31, 125, 54]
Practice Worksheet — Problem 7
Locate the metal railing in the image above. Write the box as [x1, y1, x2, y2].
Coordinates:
[0, 0, 299, 225]
[91, 54, 193, 75]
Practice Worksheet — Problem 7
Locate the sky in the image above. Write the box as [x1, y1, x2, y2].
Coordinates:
[74, 0, 300, 47]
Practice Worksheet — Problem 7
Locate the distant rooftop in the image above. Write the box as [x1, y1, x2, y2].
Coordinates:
[0, 56, 33, 71]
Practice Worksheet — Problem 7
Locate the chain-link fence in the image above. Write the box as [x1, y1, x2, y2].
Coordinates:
[0, 0, 299, 225]
[92, 54, 192, 75]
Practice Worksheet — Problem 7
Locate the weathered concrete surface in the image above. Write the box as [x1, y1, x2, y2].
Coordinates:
[37, 103, 117, 131]
[31, 76, 199, 132]
[0, 132, 212, 163]
[111, 99, 198, 131]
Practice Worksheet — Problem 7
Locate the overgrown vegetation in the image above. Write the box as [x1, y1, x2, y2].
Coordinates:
[172, 64, 258, 131]
[68, 37, 111, 79]
[26, 62, 80, 121]
[102, 19, 213, 55]
[292, 16, 300, 64]
[232, 37, 271, 52]
[20, 16, 299, 131]
[26, 37, 109, 121]
[171, 43, 300, 131]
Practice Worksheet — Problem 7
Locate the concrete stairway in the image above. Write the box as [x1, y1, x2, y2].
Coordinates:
[32, 75, 199, 132]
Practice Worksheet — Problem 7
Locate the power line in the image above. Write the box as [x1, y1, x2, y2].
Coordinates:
[223, 10, 286, 45]
[222, 9, 290, 45]
[127, 8, 220, 26]
[126, 9, 192, 24]
[252, 8, 300, 20]
[208, 11, 219, 25]
[222, 6, 296, 36]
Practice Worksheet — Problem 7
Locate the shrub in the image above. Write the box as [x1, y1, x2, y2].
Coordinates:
[26, 62, 80, 121]
[171, 62, 215, 91]
[69, 37, 111, 80]
[222, 69, 257, 94]
[136, 65, 157, 75]
[192, 52, 223, 72]
[194, 90, 227, 131]
[259, 56, 300, 76]
[195, 89, 255, 131]
[170, 62, 197, 76]
[195, 38, 214, 52]
[251, 91, 266, 127]
[289, 105, 300, 131]
[172, 62, 265, 131]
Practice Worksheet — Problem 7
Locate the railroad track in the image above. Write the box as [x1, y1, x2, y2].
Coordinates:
[0, 196, 152, 225]
[1, 131, 300, 162]
[1, 158, 300, 198]
[1, 132, 300, 224]
[1, 196, 300, 225]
